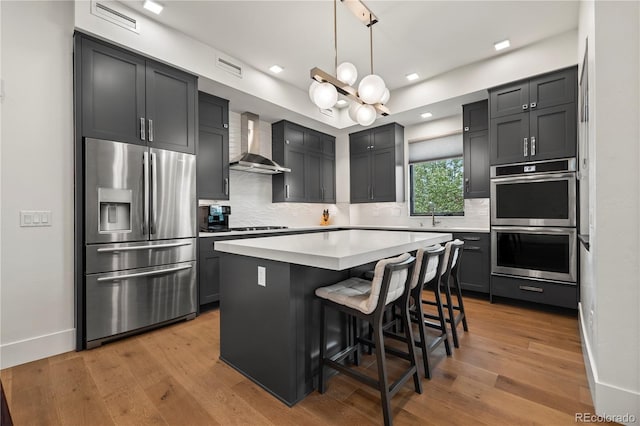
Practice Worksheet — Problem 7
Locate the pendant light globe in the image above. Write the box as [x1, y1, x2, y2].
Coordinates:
[348, 101, 361, 122]
[313, 82, 338, 109]
[380, 88, 390, 105]
[358, 74, 386, 105]
[356, 104, 376, 126]
[336, 62, 358, 86]
[309, 80, 321, 102]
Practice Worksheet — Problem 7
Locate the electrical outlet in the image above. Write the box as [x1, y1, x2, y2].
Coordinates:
[257, 266, 266, 287]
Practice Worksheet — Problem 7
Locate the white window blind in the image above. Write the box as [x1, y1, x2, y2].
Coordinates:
[408, 133, 463, 164]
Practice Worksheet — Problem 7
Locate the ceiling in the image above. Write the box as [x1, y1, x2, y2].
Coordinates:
[120, 0, 579, 129]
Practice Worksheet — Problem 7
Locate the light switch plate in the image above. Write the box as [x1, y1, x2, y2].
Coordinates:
[20, 210, 52, 227]
[257, 266, 266, 287]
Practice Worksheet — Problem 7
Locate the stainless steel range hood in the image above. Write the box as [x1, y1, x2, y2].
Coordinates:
[229, 112, 290, 174]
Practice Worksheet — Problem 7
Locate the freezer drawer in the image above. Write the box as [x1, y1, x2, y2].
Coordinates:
[86, 238, 196, 274]
[86, 261, 196, 344]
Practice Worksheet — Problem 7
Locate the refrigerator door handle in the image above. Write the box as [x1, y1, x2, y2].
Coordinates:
[143, 152, 149, 234]
[151, 152, 158, 234]
[96, 264, 193, 282]
[96, 241, 192, 253]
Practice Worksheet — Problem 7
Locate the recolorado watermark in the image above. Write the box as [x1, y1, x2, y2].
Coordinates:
[576, 412, 637, 423]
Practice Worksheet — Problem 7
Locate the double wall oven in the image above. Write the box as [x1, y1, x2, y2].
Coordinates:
[490, 158, 577, 285]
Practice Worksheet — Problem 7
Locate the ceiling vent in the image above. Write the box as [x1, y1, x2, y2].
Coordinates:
[91, 1, 139, 33]
[216, 56, 243, 78]
[320, 108, 334, 117]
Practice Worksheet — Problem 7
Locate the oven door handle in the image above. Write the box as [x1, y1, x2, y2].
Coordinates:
[491, 226, 577, 235]
[490, 171, 576, 183]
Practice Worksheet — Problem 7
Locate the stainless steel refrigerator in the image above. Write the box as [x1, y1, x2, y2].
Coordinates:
[84, 137, 197, 348]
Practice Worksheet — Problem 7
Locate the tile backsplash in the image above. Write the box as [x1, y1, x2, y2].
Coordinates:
[349, 198, 490, 230]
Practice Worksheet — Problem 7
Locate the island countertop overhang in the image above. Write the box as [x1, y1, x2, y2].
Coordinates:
[214, 229, 453, 270]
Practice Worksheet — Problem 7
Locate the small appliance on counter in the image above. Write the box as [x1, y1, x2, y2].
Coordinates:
[199, 205, 231, 232]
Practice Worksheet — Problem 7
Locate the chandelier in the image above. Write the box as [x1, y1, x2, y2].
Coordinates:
[308, 0, 390, 126]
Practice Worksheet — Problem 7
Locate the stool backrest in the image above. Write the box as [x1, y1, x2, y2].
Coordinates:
[366, 253, 414, 314]
[410, 244, 445, 290]
[440, 239, 464, 278]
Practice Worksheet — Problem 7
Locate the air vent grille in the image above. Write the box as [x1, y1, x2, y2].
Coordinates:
[91, 1, 139, 33]
[216, 56, 243, 78]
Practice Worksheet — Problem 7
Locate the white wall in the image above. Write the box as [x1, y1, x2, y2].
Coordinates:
[0, 1, 75, 368]
[578, 0, 640, 421]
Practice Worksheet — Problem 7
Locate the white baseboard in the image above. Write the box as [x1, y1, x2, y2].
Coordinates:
[579, 303, 640, 425]
[1, 328, 76, 369]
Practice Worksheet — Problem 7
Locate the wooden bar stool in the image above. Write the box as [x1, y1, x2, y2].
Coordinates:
[315, 253, 421, 426]
[423, 239, 468, 348]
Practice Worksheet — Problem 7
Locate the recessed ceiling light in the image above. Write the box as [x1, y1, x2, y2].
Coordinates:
[269, 65, 284, 74]
[336, 99, 348, 107]
[143, 0, 163, 14]
[406, 73, 419, 81]
[494, 39, 511, 51]
[420, 112, 433, 119]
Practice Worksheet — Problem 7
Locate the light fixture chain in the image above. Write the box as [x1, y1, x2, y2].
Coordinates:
[334, 0, 338, 74]
[369, 18, 373, 75]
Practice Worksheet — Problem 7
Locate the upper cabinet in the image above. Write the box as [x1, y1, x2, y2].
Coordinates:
[463, 100, 490, 199]
[197, 92, 230, 200]
[272, 121, 336, 203]
[77, 34, 197, 154]
[349, 123, 404, 204]
[489, 66, 577, 165]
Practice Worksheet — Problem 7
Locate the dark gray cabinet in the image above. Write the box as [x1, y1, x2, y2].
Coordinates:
[463, 100, 489, 199]
[197, 93, 229, 200]
[78, 34, 196, 154]
[453, 232, 490, 294]
[272, 120, 336, 203]
[489, 66, 577, 165]
[199, 238, 220, 305]
[349, 123, 404, 203]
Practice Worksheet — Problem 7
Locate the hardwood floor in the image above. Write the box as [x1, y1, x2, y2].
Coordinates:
[1, 294, 598, 425]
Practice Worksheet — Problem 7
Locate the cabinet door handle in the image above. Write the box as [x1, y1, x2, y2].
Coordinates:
[285, 184, 289, 198]
[224, 178, 229, 196]
[148, 119, 154, 142]
[460, 236, 480, 241]
[465, 178, 470, 193]
[371, 186, 374, 200]
[464, 246, 481, 251]
[530, 102, 537, 109]
[522, 104, 529, 110]
[223, 123, 229, 129]
[285, 140, 290, 145]
[519, 285, 544, 293]
[464, 126, 469, 132]
[140, 117, 146, 141]
[322, 187, 325, 200]
[523, 137, 528, 157]
[531, 136, 536, 156]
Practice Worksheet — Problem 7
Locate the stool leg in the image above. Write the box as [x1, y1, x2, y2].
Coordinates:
[373, 321, 392, 426]
[352, 316, 361, 366]
[453, 276, 469, 332]
[414, 292, 432, 379]
[318, 302, 327, 393]
[433, 282, 452, 356]
[443, 276, 459, 349]
[402, 302, 423, 393]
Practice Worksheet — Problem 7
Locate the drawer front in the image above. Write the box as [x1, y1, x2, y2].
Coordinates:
[86, 238, 196, 274]
[491, 274, 577, 309]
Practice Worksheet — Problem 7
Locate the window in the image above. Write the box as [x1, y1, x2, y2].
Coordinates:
[410, 157, 464, 216]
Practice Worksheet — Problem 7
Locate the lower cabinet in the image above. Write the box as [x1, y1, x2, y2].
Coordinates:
[491, 274, 577, 309]
[199, 238, 220, 306]
[453, 232, 490, 294]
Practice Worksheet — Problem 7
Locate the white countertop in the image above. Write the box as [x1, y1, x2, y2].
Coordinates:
[214, 229, 452, 270]
[199, 225, 487, 238]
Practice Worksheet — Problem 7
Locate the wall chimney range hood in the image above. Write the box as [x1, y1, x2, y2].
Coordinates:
[229, 112, 290, 174]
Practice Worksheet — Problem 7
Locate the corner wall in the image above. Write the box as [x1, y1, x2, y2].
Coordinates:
[0, 1, 75, 368]
[578, 0, 640, 421]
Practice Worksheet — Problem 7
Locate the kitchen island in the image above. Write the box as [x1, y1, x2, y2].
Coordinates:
[215, 229, 451, 406]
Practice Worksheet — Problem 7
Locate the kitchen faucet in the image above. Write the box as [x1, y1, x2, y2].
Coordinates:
[430, 202, 440, 227]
